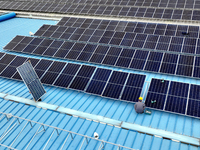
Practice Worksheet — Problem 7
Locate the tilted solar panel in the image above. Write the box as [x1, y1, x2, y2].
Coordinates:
[17, 61, 46, 101]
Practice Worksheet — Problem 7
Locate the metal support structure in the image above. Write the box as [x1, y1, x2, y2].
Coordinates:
[142, 81, 150, 100]
[117, 145, 121, 150]
[0, 112, 136, 150]
[43, 129, 55, 150]
[98, 141, 105, 150]
[0, 143, 17, 150]
[79, 137, 89, 150]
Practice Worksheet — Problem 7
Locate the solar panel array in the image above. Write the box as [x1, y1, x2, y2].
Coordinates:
[1, 1, 200, 21]
[3, 0, 200, 10]
[4, 35, 200, 78]
[0, 53, 146, 102]
[145, 78, 200, 118]
[32, 18, 200, 54]
[57, 17, 200, 38]
[17, 61, 46, 101]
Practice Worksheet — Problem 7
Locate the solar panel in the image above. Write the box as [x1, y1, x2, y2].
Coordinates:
[17, 61, 46, 101]
[1, 66, 17, 78]
[102, 83, 124, 99]
[2, 2, 200, 21]
[146, 78, 200, 118]
[148, 78, 169, 94]
[145, 92, 167, 110]
[165, 96, 187, 114]
[5, 34, 200, 79]
[0, 54, 146, 103]
[10, 16, 196, 56]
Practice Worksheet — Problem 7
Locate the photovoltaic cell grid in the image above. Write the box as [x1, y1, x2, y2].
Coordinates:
[4, 35, 200, 79]
[33, 20, 200, 54]
[1, 1, 200, 21]
[17, 61, 46, 101]
[57, 17, 199, 39]
[0, 53, 146, 102]
[2, 0, 200, 10]
[145, 78, 200, 118]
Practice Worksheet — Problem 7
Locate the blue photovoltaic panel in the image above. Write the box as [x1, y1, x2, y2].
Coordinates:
[92, 68, 111, 81]
[0, 54, 16, 64]
[102, 55, 118, 65]
[176, 65, 193, 77]
[147, 51, 163, 61]
[41, 72, 59, 85]
[187, 99, 200, 117]
[0, 52, 5, 59]
[9, 56, 27, 67]
[86, 68, 112, 95]
[4, 33, 200, 80]
[35, 59, 53, 70]
[65, 50, 80, 59]
[116, 57, 131, 67]
[0, 53, 147, 104]
[54, 74, 74, 88]
[144, 61, 161, 72]
[130, 59, 146, 69]
[77, 52, 93, 61]
[178, 55, 194, 66]
[0, 64, 7, 74]
[126, 73, 146, 88]
[121, 87, 142, 102]
[148, 78, 169, 94]
[69, 76, 90, 90]
[145, 92, 166, 110]
[146, 78, 200, 117]
[108, 71, 128, 85]
[86, 80, 107, 95]
[89, 54, 105, 63]
[195, 56, 200, 67]
[168, 81, 189, 97]
[189, 84, 200, 100]
[77, 65, 96, 78]
[159, 63, 176, 74]
[102, 83, 124, 99]
[163, 53, 178, 64]
[48, 61, 66, 73]
[165, 96, 187, 114]
[0, 66, 17, 78]
[17, 61, 46, 101]
[193, 67, 200, 78]
[62, 63, 81, 75]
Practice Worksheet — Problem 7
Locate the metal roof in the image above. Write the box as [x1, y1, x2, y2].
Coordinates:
[0, 17, 200, 150]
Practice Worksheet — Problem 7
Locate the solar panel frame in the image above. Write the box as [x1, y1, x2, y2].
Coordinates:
[17, 61, 46, 101]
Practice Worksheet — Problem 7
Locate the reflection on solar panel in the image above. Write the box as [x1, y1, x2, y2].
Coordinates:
[17, 61, 46, 101]
[0, 53, 146, 102]
[1, 1, 200, 21]
[145, 78, 200, 118]
[5, 35, 200, 79]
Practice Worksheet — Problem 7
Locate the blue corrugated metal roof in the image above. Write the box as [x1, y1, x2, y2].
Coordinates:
[0, 17, 200, 150]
